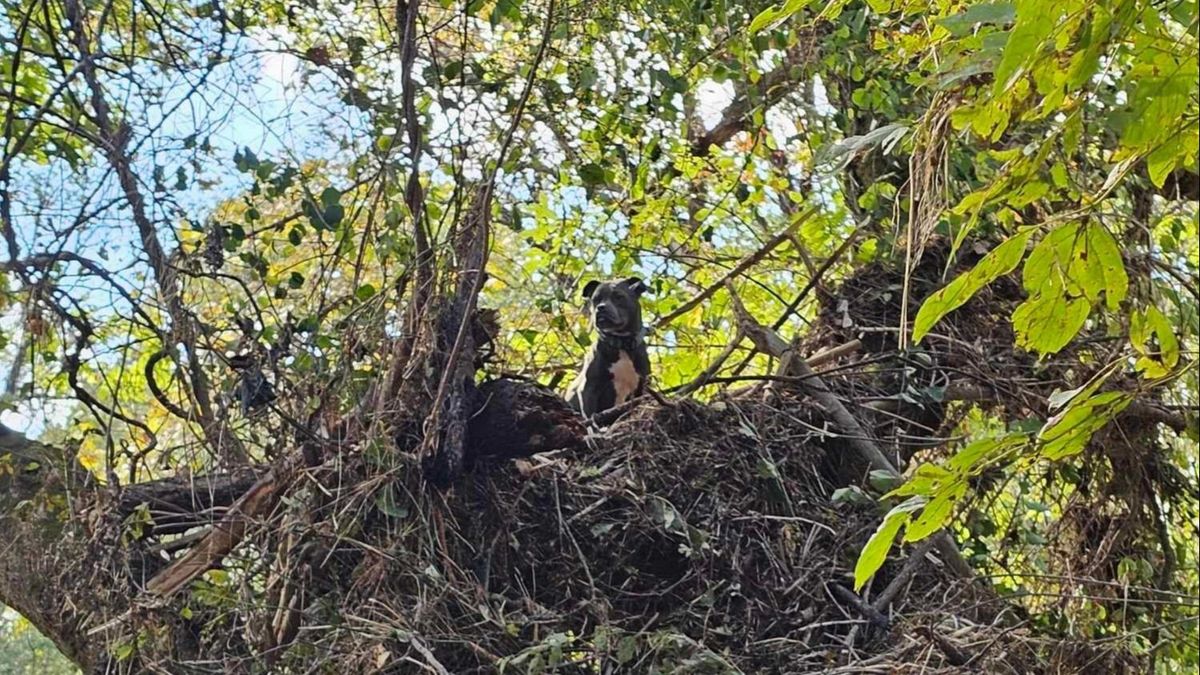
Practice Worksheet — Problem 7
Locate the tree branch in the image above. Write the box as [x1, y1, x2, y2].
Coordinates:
[653, 205, 818, 331]
[420, 0, 558, 483]
[725, 300, 976, 580]
[64, 0, 244, 463]
[689, 39, 820, 156]
[146, 465, 290, 597]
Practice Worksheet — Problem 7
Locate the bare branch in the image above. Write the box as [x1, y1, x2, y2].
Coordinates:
[63, 0, 244, 463]
[146, 466, 289, 597]
[654, 205, 819, 331]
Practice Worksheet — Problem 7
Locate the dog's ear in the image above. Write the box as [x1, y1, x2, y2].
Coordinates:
[622, 277, 648, 296]
[580, 280, 600, 299]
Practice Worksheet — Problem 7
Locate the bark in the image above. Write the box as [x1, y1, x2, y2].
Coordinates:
[0, 425, 267, 671]
[0, 427, 99, 669]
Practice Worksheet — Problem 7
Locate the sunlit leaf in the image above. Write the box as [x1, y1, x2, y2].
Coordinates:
[1038, 391, 1132, 460]
[1012, 292, 1089, 355]
[904, 481, 966, 543]
[1132, 305, 1180, 378]
[854, 497, 923, 591]
[913, 229, 1032, 343]
[748, 0, 814, 35]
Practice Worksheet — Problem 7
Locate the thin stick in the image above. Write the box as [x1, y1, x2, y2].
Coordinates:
[872, 538, 936, 613]
[791, 354, 974, 579]
[653, 205, 819, 331]
[807, 339, 863, 368]
[771, 222, 863, 330]
[673, 329, 744, 397]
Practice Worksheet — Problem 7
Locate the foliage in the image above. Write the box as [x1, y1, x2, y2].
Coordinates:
[0, 0, 1196, 670]
[0, 608, 77, 675]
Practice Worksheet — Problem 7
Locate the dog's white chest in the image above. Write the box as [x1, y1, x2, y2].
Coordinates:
[610, 350, 640, 405]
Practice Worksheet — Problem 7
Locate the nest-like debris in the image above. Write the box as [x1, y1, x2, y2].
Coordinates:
[176, 390, 1129, 674]
[94, 239, 1162, 673]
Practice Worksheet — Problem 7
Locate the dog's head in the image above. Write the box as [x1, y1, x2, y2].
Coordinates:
[580, 277, 648, 337]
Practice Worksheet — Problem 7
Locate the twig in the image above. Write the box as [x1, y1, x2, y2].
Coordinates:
[917, 625, 971, 666]
[790, 354, 973, 579]
[653, 205, 819, 331]
[673, 329, 744, 397]
[871, 538, 936, 613]
[808, 340, 863, 368]
[828, 583, 890, 629]
[408, 635, 452, 675]
[720, 223, 862, 380]
[665, 339, 864, 395]
[771, 222, 863, 331]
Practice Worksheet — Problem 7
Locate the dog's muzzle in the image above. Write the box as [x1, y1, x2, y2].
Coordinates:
[593, 304, 625, 332]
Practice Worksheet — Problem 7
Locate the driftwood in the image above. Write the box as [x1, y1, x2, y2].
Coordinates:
[146, 468, 289, 596]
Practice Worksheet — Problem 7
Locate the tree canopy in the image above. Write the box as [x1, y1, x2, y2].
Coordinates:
[0, 0, 1196, 672]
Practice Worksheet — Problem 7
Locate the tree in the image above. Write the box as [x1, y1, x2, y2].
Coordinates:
[0, 0, 1196, 672]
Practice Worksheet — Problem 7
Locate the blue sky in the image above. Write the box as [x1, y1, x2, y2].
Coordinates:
[2, 27, 344, 436]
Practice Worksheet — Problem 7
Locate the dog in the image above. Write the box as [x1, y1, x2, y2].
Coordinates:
[564, 277, 651, 417]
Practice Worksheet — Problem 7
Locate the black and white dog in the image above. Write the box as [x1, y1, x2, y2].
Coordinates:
[565, 277, 651, 417]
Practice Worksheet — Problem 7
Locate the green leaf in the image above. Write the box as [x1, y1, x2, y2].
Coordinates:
[936, 2, 1015, 36]
[255, 160, 277, 181]
[375, 486, 409, 518]
[913, 229, 1031, 343]
[904, 481, 966, 543]
[1013, 222, 1126, 355]
[303, 198, 325, 230]
[1012, 292, 1089, 355]
[1022, 223, 1079, 296]
[748, 0, 814, 35]
[1023, 531, 1047, 545]
[817, 124, 908, 171]
[355, 284, 377, 301]
[114, 642, 136, 661]
[320, 186, 342, 208]
[854, 497, 922, 591]
[1048, 384, 1089, 412]
[1132, 305, 1180, 378]
[233, 146, 259, 173]
[947, 435, 1024, 473]
[886, 462, 953, 498]
[323, 203, 346, 229]
[831, 485, 872, 505]
[578, 163, 606, 186]
[1146, 143, 1178, 188]
[868, 469, 903, 493]
[992, 0, 1063, 96]
[1083, 223, 1126, 311]
[577, 64, 598, 89]
[1038, 391, 1132, 460]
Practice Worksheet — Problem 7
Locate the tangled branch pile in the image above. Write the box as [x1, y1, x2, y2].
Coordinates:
[248, 394, 1130, 674]
[51, 239, 1170, 674]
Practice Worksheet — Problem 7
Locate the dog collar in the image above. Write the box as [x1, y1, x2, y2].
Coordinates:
[596, 330, 642, 352]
